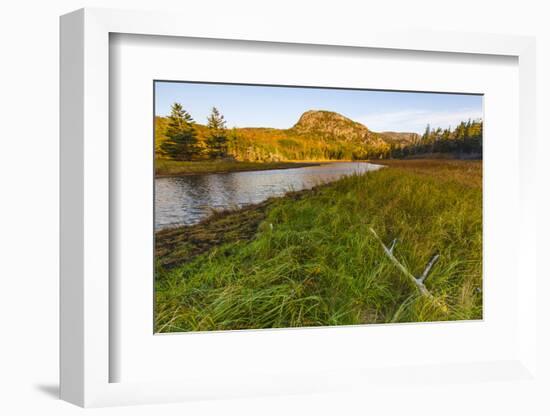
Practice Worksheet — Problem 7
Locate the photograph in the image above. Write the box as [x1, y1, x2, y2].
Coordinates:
[154, 81, 483, 333]
[1, 0, 543, 412]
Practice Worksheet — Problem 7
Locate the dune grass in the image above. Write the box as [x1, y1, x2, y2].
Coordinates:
[155, 159, 482, 332]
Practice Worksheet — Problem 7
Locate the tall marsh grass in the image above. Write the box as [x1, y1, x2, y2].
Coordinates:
[155, 160, 482, 332]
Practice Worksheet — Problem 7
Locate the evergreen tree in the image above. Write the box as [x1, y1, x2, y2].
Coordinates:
[160, 103, 198, 160]
[206, 107, 228, 159]
[387, 119, 482, 158]
[422, 124, 431, 141]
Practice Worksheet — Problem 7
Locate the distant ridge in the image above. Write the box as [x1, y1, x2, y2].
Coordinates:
[380, 131, 420, 145]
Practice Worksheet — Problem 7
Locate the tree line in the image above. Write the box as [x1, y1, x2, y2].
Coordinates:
[158, 102, 483, 161]
[390, 120, 483, 159]
[159, 103, 230, 161]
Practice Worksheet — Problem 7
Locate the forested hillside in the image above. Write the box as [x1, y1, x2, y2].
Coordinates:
[155, 104, 482, 162]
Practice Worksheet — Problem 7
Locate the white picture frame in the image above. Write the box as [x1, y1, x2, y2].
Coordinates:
[60, 7, 538, 408]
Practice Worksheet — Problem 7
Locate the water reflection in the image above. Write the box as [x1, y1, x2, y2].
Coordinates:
[155, 162, 383, 230]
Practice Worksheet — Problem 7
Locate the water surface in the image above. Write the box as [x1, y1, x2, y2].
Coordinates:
[155, 162, 383, 230]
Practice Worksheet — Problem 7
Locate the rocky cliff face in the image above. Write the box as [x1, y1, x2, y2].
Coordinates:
[291, 110, 390, 147]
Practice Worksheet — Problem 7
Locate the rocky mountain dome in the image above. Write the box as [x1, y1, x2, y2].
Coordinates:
[291, 110, 394, 147]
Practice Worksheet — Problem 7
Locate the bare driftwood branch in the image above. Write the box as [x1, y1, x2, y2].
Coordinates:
[388, 238, 397, 254]
[419, 254, 439, 284]
[369, 228, 439, 298]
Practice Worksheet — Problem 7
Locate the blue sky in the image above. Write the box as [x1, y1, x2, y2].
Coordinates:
[155, 81, 483, 134]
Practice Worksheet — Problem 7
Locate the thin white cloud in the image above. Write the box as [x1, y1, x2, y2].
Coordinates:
[358, 108, 483, 134]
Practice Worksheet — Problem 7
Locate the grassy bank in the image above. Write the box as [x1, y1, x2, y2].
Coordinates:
[155, 159, 321, 176]
[155, 159, 482, 332]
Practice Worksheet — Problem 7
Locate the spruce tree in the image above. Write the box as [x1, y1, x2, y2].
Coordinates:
[422, 124, 431, 141]
[160, 103, 198, 161]
[206, 107, 228, 159]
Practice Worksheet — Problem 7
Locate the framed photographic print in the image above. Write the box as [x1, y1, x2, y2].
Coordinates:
[60, 8, 539, 408]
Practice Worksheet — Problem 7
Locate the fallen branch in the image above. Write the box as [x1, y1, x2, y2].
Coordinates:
[388, 238, 397, 254]
[419, 254, 439, 284]
[369, 228, 439, 298]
